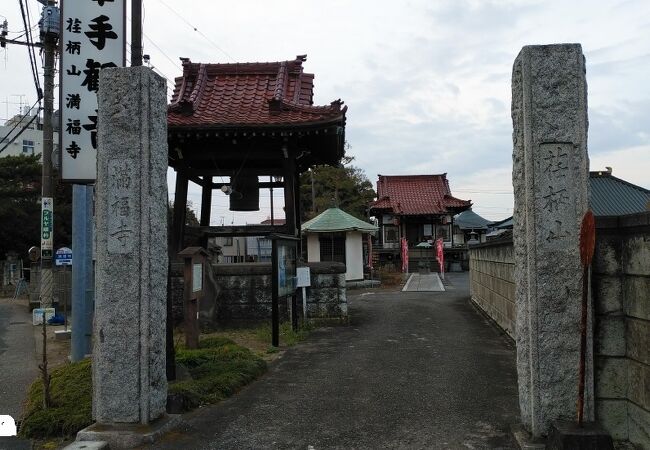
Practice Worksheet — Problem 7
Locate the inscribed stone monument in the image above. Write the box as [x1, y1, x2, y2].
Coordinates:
[91, 67, 168, 425]
[511, 44, 592, 437]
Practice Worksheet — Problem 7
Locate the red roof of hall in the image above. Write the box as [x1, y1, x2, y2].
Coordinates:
[369, 174, 471, 216]
[168, 55, 347, 129]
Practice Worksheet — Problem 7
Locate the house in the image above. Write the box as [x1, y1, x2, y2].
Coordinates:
[210, 235, 248, 263]
[452, 209, 492, 245]
[302, 207, 377, 281]
[0, 109, 59, 162]
[246, 219, 286, 262]
[368, 174, 471, 269]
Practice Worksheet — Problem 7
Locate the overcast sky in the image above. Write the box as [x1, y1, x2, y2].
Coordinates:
[1, 0, 649, 222]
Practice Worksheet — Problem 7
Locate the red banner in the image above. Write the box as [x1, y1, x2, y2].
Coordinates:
[436, 238, 444, 280]
[401, 237, 409, 273]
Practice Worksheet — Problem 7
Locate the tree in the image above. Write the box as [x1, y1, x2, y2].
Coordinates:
[299, 156, 375, 222]
[167, 200, 200, 228]
[0, 155, 72, 261]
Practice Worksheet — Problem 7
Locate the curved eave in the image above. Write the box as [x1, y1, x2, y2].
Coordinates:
[303, 227, 377, 234]
[167, 114, 346, 132]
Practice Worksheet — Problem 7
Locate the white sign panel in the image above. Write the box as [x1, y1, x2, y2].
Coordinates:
[60, 0, 126, 182]
[192, 263, 203, 293]
[296, 267, 311, 287]
[32, 308, 56, 325]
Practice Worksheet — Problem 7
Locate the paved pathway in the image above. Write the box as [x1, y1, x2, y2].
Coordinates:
[0, 297, 38, 421]
[402, 272, 445, 292]
[151, 272, 519, 449]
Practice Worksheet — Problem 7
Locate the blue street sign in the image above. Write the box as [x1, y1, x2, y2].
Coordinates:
[54, 247, 73, 266]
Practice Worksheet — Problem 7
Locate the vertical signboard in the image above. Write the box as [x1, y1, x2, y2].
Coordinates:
[41, 197, 54, 258]
[60, 0, 126, 182]
[277, 240, 297, 297]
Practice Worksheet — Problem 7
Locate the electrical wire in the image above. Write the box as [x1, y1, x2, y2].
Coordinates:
[151, 0, 236, 62]
[125, 42, 175, 97]
[17, 0, 42, 100]
[142, 32, 181, 71]
[0, 98, 39, 145]
[23, 0, 42, 94]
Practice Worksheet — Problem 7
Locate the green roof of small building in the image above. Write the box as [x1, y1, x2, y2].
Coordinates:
[302, 207, 378, 233]
[590, 171, 650, 216]
[454, 209, 492, 230]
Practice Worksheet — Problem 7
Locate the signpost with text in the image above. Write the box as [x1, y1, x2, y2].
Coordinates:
[60, 0, 126, 182]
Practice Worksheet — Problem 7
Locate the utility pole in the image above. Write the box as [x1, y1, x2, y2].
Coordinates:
[39, 2, 59, 308]
[131, 0, 142, 66]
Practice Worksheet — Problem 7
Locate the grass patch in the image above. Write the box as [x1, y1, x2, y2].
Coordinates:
[253, 321, 313, 347]
[20, 338, 268, 438]
[168, 336, 267, 411]
[19, 359, 92, 440]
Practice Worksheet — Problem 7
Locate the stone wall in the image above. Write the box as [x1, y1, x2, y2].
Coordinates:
[468, 238, 516, 339]
[171, 260, 348, 327]
[592, 212, 650, 448]
[469, 213, 650, 446]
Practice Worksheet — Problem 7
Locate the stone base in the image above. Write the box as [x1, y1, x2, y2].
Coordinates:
[75, 414, 181, 449]
[546, 421, 614, 450]
[510, 423, 545, 449]
[55, 329, 72, 340]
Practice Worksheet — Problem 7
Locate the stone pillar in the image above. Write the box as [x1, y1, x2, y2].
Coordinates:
[92, 67, 168, 425]
[511, 44, 592, 437]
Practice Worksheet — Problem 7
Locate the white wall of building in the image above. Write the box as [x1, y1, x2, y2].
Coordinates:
[210, 236, 248, 263]
[306, 234, 320, 262]
[345, 231, 363, 281]
[305, 232, 364, 281]
[0, 112, 59, 163]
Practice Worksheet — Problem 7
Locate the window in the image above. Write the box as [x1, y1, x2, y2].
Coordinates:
[223, 237, 233, 246]
[384, 225, 398, 243]
[319, 233, 346, 264]
[436, 224, 451, 241]
[22, 140, 35, 154]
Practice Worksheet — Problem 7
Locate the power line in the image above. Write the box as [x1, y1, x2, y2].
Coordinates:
[454, 189, 513, 195]
[0, 98, 39, 143]
[125, 42, 174, 96]
[151, 0, 236, 62]
[142, 32, 181, 71]
[17, 0, 42, 100]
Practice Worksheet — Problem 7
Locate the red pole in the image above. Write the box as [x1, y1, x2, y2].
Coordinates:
[577, 210, 595, 426]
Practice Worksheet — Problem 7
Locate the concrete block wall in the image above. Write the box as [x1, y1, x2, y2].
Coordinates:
[468, 239, 516, 339]
[593, 213, 650, 448]
[468, 213, 649, 446]
[171, 261, 348, 326]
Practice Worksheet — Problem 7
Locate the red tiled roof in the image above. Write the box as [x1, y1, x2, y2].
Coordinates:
[168, 55, 347, 128]
[369, 174, 471, 216]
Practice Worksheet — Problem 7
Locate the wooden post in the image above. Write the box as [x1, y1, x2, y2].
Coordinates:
[172, 171, 189, 254]
[200, 176, 212, 227]
[178, 247, 208, 350]
[282, 146, 297, 237]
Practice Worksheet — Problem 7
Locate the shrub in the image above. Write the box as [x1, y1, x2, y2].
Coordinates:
[168, 336, 266, 411]
[20, 359, 92, 439]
